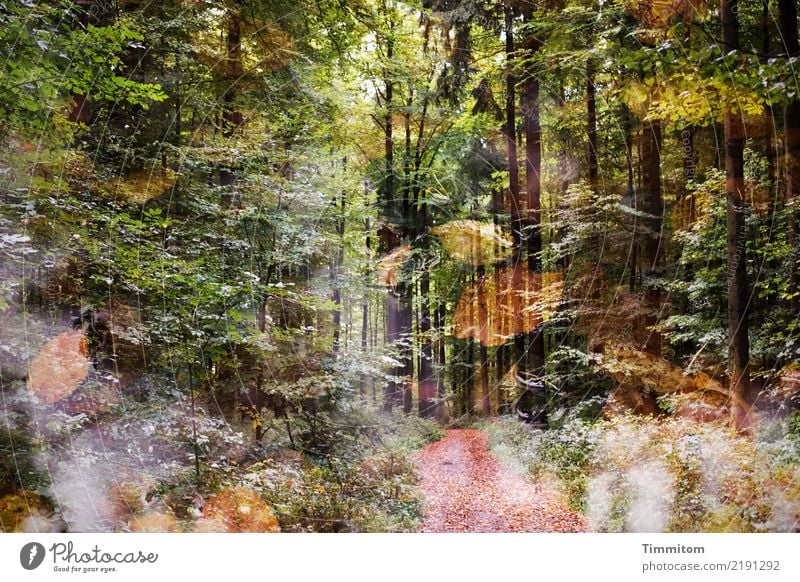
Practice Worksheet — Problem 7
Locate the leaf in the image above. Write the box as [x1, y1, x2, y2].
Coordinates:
[27, 330, 90, 404]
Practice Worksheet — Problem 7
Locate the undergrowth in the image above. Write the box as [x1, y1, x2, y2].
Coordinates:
[484, 414, 800, 532]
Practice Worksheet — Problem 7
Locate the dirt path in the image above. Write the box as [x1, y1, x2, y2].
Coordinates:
[415, 428, 587, 532]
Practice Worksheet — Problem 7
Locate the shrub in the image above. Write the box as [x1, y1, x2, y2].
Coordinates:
[485, 414, 800, 532]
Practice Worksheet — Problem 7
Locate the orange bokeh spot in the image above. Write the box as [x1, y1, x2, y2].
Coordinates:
[28, 329, 90, 404]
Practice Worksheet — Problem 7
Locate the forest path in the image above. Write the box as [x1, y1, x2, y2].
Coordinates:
[415, 428, 587, 532]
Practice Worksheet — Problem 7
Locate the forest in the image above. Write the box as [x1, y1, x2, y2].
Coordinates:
[1, 0, 800, 534]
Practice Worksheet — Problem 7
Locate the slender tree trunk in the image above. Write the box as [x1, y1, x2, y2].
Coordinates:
[383, 36, 395, 216]
[466, 336, 475, 416]
[435, 302, 446, 420]
[361, 218, 371, 401]
[504, 3, 521, 248]
[780, 0, 800, 310]
[640, 119, 663, 356]
[385, 292, 404, 411]
[522, 37, 545, 380]
[587, 68, 599, 192]
[587, 64, 599, 274]
[401, 294, 413, 413]
[188, 363, 201, 484]
[403, 84, 413, 228]
[504, 3, 526, 379]
[475, 225, 490, 415]
[332, 187, 346, 352]
[418, 273, 436, 417]
[492, 185, 507, 412]
[621, 106, 638, 294]
[761, 3, 777, 215]
[220, 8, 243, 206]
[722, 0, 752, 430]
[464, 266, 476, 415]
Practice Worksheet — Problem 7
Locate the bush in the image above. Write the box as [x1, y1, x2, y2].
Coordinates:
[485, 414, 800, 532]
[186, 406, 440, 532]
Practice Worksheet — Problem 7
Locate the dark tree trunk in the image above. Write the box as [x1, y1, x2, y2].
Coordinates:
[761, 3, 777, 214]
[385, 292, 404, 411]
[402, 296, 413, 413]
[383, 37, 395, 216]
[475, 226, 490, 415]
[492, 185, 507, 412]
[586, 59, 600, 300]
[624, 106, 639, 294]
[361, 219, 371, 401]
[220, 8, 243, 206]
[522, 24, 545, 378]
[640, 119, 663, 356]
[504, 3, 521, 248]
[504, 3, 526, 380]
[418, 273, 436, 417]
[587, 68, 599, 192]
[466, 336, 475, 416]
[722, 0, 752, 430]
[779, 0, 800, 309]
[332, 188, 346, 352]
[436, 302, 446, 420]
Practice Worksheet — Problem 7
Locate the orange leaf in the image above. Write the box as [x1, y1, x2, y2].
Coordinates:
[28, 330, 90, 404]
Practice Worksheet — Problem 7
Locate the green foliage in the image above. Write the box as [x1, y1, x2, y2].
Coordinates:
[0, 2, 165, 138]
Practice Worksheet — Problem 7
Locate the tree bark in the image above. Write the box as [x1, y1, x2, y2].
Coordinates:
[721, 0, 752, 431]
[504, 2, 526, 379]
[220, 7, 243, 207]
[436, 302, 447, 420]
[418, 272, 436, 417]
[383, 36, 395, 216]
[779, 0, 800, 310]
[475, 224, 490, 415]
[640, 119, 663, 356]
[331, 188, 346, 352]
[522, 25, 545, 378]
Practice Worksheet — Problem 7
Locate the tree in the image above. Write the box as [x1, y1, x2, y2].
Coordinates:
[721, 0, 751, 430]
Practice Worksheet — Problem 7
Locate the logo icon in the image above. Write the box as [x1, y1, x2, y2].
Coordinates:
[20, 542, 46, 570]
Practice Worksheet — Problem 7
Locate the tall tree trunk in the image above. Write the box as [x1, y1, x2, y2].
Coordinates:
[464, 267, 476, 415]
[622, 106, 638, 294]
[587, 68, 599, 193]
[522, 25, 545, 379]
[475, 225, 490, 415]
[640, 119, 663, 356]
[402, 294, 413, 413]
[435, 302, 447, 420]
[220, 8, 243, 207]
[361, 218, 371, 401]
[722, 0, 752, 430]
[761, 2, 777, 214]
[331, 181, 346, 352]
[504, 3, 521, 248]
[403, 83, 413, 227]
[586, 50, 601, 303]
[492, 184, 507, 412]
[418, 272, 436, 417]
[385, 291, 404, 411]
[383, 37, 395, 217]
[780, 0, 800, 310]
[504, 2, 526, 377]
